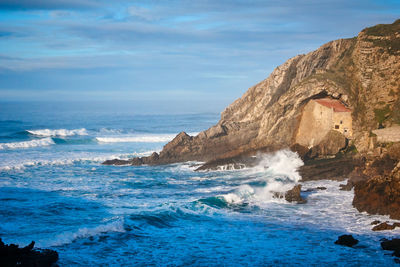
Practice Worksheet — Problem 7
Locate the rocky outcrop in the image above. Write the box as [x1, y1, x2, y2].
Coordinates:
[104, 19, 400, 168]
[284, 184, 307, 203]
[353, 157, 400, 219]
[273, 184, 307, 204]
[0, 239, 59, 267]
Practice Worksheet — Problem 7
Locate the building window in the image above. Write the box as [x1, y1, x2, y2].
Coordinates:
[335, 125, 339, 129]
[344, 129, 348, 133]
[340, 120, 343, 124]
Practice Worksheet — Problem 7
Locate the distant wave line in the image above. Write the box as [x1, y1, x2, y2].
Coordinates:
[27, 128, 88, 137]
[0, 137, 55, 150]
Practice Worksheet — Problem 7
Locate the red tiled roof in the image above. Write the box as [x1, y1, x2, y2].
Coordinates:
[314, 98, 351, 112]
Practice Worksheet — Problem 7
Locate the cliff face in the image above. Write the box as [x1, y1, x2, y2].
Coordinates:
[104, 19, 400, 167]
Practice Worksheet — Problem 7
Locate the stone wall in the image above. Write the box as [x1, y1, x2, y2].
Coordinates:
[295, 100, 333, 148]
[332, 111, 353, 137]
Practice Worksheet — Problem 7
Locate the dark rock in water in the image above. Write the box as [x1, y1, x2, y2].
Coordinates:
[303, 186, 327, 192]
[102, 158, 132, 165]
[334, 235, 359, 247]
[0, 238, 58, 267]
[371, 220, 381, 225]
[381, 238, 400, 251]
[393, 250, 400, 258]
[285, 185, 307, 204]
[372, 222, 397, 231]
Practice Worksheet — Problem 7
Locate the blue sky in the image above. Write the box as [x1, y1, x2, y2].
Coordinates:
[0, 0, 399, 113]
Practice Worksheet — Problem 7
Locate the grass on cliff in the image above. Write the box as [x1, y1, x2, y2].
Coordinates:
[363, 19, 400, 55]
[374, 105, 391, 124]
[364, 19, 400, 36]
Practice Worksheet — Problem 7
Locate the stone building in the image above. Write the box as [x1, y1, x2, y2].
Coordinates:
[295, 98, 352, 148]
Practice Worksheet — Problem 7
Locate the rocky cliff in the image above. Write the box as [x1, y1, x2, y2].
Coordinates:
[104, 19, 400, 168]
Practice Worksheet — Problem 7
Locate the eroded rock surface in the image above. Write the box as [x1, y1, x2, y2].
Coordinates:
[353, 159, 400, 219]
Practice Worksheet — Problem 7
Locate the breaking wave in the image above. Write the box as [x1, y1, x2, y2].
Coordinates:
[0, 151, 155, 171]
[215, 150, 304, 206]
[96, 134, 176, 143]
[44, 219, 125, 247]
[0, 138, 55, 150]
[27, 128, 88, 137]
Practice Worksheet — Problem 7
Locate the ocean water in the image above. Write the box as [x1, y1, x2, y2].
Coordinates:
[0, 101, 398, 266]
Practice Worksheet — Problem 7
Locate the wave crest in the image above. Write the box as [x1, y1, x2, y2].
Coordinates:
[0, 138, 55, 150]
[27, 128, 88, 137]
[215, 150, 304, 206]
[44, 219, 125, 247]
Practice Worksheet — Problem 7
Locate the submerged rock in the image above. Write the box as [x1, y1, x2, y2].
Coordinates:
[334, 235, 359, 247]
[0, 238, 58, 267]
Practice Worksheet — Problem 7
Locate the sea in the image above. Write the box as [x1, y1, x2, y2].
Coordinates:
[0, 101, 398, 266]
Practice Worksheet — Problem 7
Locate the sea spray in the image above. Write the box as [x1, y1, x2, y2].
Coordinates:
[221, 149, 304, 205]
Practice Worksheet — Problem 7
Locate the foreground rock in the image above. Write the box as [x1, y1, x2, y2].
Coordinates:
[0, 238, 58, 267]
[334, 235, 359, 247]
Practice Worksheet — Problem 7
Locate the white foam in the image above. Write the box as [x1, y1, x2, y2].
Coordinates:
[0, 151, 155, 172]
[27, 128, 88, 137]
[96, 134, 176, 143]
[44, 219, 125, 247]
[219, 149, 304, 205]
[274, 179, 400, 235]
[96, 132, 199, 144]
[0, 138, 55, 150]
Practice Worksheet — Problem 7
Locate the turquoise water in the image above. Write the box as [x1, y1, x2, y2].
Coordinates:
[0, 101, 397, 266]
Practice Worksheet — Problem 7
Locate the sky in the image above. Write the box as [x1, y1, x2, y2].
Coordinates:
[0, 0, 399, 113]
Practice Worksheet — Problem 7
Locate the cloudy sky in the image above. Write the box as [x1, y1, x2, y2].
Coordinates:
[0, 0, 399, 113]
